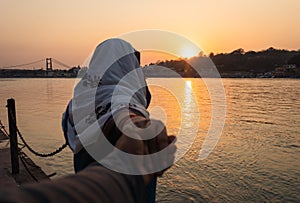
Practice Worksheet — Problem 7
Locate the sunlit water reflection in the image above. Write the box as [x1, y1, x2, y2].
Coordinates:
[0, 78, 299, 202]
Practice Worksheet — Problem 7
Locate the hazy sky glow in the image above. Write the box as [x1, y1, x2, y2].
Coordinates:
[0, 0, 299, 67]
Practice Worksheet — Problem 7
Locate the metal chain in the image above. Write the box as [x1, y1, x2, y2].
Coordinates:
[8, 108, 67, 157]
[18, 150, 39, 182]
[17, 128, 67, 157]
[0, 120, 9, 137]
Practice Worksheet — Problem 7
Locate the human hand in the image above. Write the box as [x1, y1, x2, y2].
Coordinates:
[115, 116, 176, 185]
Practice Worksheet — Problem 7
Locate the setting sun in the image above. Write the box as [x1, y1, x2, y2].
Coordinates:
[179, 46, 199, 58]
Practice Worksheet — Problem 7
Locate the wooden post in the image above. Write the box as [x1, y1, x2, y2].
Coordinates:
[7, 98, 19, 174]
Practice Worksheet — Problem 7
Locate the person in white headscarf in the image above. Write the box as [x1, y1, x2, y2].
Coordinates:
[62, 38, 159, 203]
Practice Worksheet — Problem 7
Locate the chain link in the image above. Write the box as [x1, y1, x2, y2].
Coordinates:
[17, 128, 67, 157]
[8, 108, 67, 157]
[0, 120, 9, 137]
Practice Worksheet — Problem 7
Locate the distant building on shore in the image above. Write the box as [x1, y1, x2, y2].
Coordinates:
[274, 64, 300, 78]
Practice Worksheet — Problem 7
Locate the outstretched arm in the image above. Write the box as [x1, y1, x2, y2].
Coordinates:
[0, 165, 145, 203]
[0, 116, 176, 203]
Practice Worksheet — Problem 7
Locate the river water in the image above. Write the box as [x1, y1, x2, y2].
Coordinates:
[0, 78, 299, 202]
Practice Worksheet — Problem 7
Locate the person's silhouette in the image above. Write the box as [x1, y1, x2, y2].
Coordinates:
[62, 38, 164, 202]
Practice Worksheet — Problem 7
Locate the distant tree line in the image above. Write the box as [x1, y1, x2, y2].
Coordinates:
[149, 47, 300, 76]
[210, 47, 300, 73]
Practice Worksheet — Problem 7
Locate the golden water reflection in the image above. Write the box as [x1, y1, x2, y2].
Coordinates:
[148, 78, 212, 135]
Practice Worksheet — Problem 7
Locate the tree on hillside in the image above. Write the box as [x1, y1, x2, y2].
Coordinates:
[288, 54, 300, 67]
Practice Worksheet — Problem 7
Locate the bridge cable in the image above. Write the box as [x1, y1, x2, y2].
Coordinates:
[1, 59, 45, 69]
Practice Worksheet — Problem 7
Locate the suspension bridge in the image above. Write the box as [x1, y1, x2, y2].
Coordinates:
[0, 58, 80, 77]
[0, 58, 72, 70]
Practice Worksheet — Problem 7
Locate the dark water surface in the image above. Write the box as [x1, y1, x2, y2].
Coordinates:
[0, 78, 299, 202]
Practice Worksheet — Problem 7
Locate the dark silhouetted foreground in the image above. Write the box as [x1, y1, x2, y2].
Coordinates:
[0, 164, 145, 203]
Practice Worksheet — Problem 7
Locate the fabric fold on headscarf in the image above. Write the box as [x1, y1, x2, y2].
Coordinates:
[62, 38, 151, 154]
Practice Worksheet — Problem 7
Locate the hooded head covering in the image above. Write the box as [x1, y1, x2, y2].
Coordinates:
[62, 38, 151, 153]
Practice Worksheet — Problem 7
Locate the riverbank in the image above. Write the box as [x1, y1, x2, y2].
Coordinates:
[0, 140, 49, 186]
[2, 65, 300, 78]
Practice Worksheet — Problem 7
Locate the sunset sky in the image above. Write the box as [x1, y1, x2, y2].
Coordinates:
[0, 0, 299, 67]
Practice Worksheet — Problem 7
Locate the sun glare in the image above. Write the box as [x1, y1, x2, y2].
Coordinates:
[179, 46, 199, 58]
[186, 80, 192, 88]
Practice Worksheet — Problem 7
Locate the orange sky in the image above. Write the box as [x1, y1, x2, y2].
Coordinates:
[0, 0, 299, 67]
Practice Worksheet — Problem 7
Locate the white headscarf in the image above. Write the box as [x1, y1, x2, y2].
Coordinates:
[62, 39, 151, 153]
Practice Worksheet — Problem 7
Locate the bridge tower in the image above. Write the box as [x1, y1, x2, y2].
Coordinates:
[46, 58, 53, 71]
[46, 58, 53, 77]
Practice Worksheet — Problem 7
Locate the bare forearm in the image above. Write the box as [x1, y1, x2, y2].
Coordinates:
[0, 165, 146, 203]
